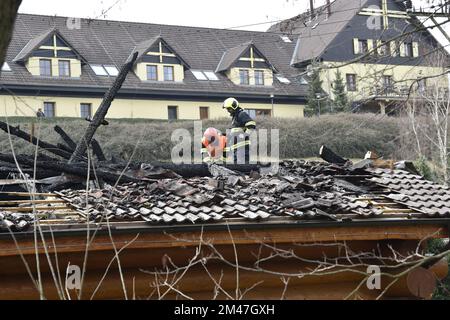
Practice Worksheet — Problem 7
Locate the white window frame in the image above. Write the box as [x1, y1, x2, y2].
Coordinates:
[104, 65, 119, 76]
[1, 62, 12, 72]
[192, 70, 208, 81]
[40, 59, 52, 76]
[80, 103, 92, 119]
[90, 64, 108, 76]
[43, 102, 56, 118]
[164, 66, 175, 81]
[204, 71, 219, 81]
[254, 70, 265, 86]
[277, 75, 291, 84]
[58, 60, 71, 77]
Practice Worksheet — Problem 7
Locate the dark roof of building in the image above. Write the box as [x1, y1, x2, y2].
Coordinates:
[1, 14, 307, 100]
[132, 36, 191, 68]
[12, 28, 55, 63]
[269, 0, 369, 65]
[269, 0, 447, 66]
[215, 41, 253, 73]
[215, 41, 276, 73]
[2, 160, 450, 233]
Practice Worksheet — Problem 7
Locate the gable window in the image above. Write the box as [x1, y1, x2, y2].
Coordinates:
[346, 74, 357, 92]
[200, 107, 209, 120]
[168, 106, 178, 121]
[58, 60, 71, 77]
[147, 65, 158, 81]
[255, 70, 265, 86]
[40, 59, 52, 76]
[164, 66, 174, 81]
[239, 69, 250, 85]
[358, 40, 369, 54]
[44, 102, 55, 118]
[80, 103, 92, 119]
[16, 31, 83, 78]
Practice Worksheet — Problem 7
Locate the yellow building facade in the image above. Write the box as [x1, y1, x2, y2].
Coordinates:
[320, 62, 449, 102]
[0, 95, 304, 119]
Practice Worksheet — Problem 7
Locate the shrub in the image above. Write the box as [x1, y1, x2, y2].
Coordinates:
[0, 114, 408, 162]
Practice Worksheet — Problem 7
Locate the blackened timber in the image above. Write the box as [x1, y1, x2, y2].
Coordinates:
[0, 121, 72, 159]
[69, 52, 138, 163]
[54, 125, 77, 150]
[0, 154, 140, 184]
[319, 145, 348, 165]
[57, 143, 74, 154]
[54, 126, 105, 161]
[91, 139, 106, 162]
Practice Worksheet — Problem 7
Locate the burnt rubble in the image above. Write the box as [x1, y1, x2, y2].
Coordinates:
[2, 159, 449, 233]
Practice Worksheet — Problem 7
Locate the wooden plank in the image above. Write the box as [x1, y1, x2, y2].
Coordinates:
[1, 206, 70, 212]
[0, 224, 447, 258]
[0, 199, 66, 205]
[382, 209, 416, 214]
[0, 192, 57, 197]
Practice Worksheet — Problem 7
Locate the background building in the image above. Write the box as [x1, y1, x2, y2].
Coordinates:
[0, 14, 307, 120]
[270, 0, 450, 114]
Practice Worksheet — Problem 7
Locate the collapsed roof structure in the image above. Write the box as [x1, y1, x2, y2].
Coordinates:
[1, 156, 449, 300]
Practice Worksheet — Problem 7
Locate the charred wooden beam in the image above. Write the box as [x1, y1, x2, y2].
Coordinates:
[91, 139, 107, 162]
[0, 154, 140, 184]
[0, 121, 72, 159]
[319, 146, 349, 165]
[57, 143, 74, 154]
[69, 52, 138, 163]
[54, 126, 105, 161]
[54, 125, 77, 150]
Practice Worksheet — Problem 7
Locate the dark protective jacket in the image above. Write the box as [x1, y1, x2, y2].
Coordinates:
[228, 108, 256, 163]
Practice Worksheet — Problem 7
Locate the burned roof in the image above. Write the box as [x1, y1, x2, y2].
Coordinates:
[2, 160, 450, 233]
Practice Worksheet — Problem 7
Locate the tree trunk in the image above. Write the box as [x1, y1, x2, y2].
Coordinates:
[0, 0, 21, 69]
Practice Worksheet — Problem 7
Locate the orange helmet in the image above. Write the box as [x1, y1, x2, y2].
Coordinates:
[202, 128, 220, 147]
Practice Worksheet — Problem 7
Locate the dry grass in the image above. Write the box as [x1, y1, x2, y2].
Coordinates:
[0, 114, 406, 162]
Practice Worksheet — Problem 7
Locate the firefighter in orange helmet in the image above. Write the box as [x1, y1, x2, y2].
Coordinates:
[201, 128, 228, 163]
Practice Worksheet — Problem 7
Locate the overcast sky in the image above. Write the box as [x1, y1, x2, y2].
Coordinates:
[18, 0, 449, 49]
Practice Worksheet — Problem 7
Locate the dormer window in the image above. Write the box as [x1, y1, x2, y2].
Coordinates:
[58, 60, 71, 77]
[164, 66, 174, 81]
[255, 70, 264, 85]
[239, 69, 250, 85]
[132, 37, 190, 82]
[216, 42, 277, 86]
[40, 59, 52, 76]
[13, 29, 84, 78]
[147, 65, 158, 81]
